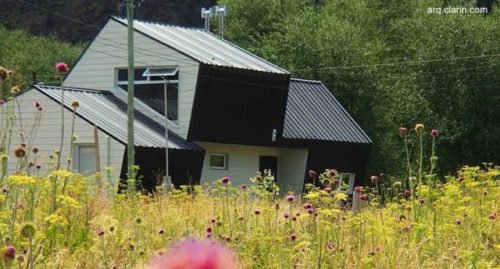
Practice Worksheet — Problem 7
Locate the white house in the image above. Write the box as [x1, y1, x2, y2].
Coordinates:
[8, 17, 371, 193]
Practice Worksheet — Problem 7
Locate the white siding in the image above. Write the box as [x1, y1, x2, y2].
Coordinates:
[198, 142, 308, 194]
[64, 19, 200, 138]
[6, 90, 125, 182]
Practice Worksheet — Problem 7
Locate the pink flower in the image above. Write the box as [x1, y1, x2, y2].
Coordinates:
[488, 213, 496, 220]
[0, 99, 4, 105]
[254, 209, 261, 215]
[398, 127, 408, 136]
[430, 129, 439, 137]
[3, 245, 15, 260]
[97, 229, 105, 237]
[35, 163, 42, 170]
[404, 189, 411, 197]
[147, 238, 239, 269]
[220, 176, 230, 184]
[354, 186, 362, 194]
[324, 187, 333, 193]
[303, 203, 312, 209]
[455, 219, 461, 225]
[288, 234, 297, 241]
[329, 169, 337, 177]
[306, 208, 315, 214]
[308, 170, 317, 178]
[419, 198, 425, 205]
[206, 227, 212, 233]
[32, 147, 39, 154]
[34, 101, 41, 109]
[285, 195, 295, 202]
[239, 184, 247, 191]
[283, 212, 290, 219]
[56, 62, 69, 74]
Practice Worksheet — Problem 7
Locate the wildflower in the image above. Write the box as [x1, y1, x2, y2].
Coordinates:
[255, 174, 263, 182]
[291, 216, 297, 221]
[283, 213, 290, 219]
[206, 233, 212, 238]
[220, 176, 230, 184]
[3, 245, 16, 260]
[32, 147, 39, 154]
[415, 124, 424, 133]
[354, 186, 362, 194]
[148, 238, 239, 269]
[109, 226, 115, 232]
[430, 128, 439, 137]
[360, 194, 368, 201]
[419, 198, 425, 205]
[457, 176, 464, 182]
[56, 62, 69, 74]
[0, 67, 9, 80]
[98, 230, 105, 236]
[398, 127, 408, 136]
[20, 223, 36, 238]
[308, 170, 317, 178]
[35, 163, 41, 170]
[0, 154, 9, 162]
[307, 208, 315, 214]
[240, 184, 247, 191]
[14, 145, 27, 158]
[136, 218, 142, 224]
[329, 169, 337, 177]
[393, 181, 402, 188]
[303, 203, 313, 209]
[289, 234, 297, 241]
[38, 106, 43, 111]
[0, 99, 4, 105]
[404, 189, 411, 197]
[70, 100, 79, 108]
[488, 213, 496, 220]
[238, 216, 244, 221]
[274, 203, 280, 210]
[10, 86, 20, 96]
[285, 195, 295, 202]
[2, 187, 8, 193]
[210, 218, 216, 223]
[34, 101, 41, 109]
[455, 220, 461, 225]
[370, 176, 379, 184]
[158, 229, 165, 235]
[254, 209, 261, 215]
[324, 187, 333, 193]
[326, 242, 334, 250]
[206, 227, 212, 233]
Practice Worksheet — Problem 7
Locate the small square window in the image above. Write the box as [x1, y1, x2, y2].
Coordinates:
[209, 153, 227, 170]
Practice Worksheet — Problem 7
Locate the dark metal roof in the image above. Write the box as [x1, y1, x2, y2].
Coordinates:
[111, 16, 288, 74]
[34, 85, 202, 151]
[283, 79, 372, 144]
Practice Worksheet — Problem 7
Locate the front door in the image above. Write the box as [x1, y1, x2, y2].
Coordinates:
[259, 156, 278, 180]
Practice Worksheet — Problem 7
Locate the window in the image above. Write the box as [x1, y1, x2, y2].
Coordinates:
[209, 153, 228, 170]
[338, 173, 356, 194]
[73, 144, 97, 175]
[116, 67, 179, 121]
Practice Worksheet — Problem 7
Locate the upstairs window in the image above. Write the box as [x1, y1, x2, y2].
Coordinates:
[117, 67, 179, 121]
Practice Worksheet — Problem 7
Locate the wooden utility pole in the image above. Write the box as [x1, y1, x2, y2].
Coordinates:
[126, 0, 136, 192]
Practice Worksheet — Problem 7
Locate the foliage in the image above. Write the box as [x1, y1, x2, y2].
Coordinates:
[0, 25, 83, 92]
[219, 0, 500, 177]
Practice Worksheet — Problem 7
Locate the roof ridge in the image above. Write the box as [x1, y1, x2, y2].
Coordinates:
[290, 78, 322, 83]
[110, 15, 205, 31]
[34, 84, 111, 94]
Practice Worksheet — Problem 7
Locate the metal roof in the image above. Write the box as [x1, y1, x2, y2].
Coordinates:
[111, 16, 288, 74]
[34, 85, 202, 150]
[283, 79, 372, 144]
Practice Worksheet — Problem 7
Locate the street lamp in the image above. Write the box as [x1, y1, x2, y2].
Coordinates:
[142, 67, 179, 191]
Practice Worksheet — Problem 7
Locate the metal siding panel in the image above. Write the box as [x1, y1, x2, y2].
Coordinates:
[283, 79, 371, 144]
[35, 86, 201, 150]
[112, 17, 287, 74]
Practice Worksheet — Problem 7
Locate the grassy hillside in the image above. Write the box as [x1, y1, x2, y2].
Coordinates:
[0, 25, 83, 90]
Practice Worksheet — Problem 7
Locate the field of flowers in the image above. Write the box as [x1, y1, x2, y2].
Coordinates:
[1, 66, 499, 268]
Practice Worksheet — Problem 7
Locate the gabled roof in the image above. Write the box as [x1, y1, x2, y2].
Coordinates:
[111, 16, 288, 74]
[33, 85, 202, 151]
[283, 79, 372, 144]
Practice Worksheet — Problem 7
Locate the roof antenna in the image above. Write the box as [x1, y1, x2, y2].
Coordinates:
[214, 5, 227, 39]
[201, 7, 213, 32]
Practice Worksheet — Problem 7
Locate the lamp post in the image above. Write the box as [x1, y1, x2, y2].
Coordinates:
[143, 67, 178, 191]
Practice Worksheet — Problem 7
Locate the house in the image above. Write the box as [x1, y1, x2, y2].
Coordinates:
[8, 16, 371, 193]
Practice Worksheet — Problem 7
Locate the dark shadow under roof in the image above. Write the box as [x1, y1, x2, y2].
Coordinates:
[283, 79, 372, 144]
[34, 85, 202, 151]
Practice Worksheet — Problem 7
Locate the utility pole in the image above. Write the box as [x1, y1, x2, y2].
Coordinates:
[126, 0, 136, 192]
